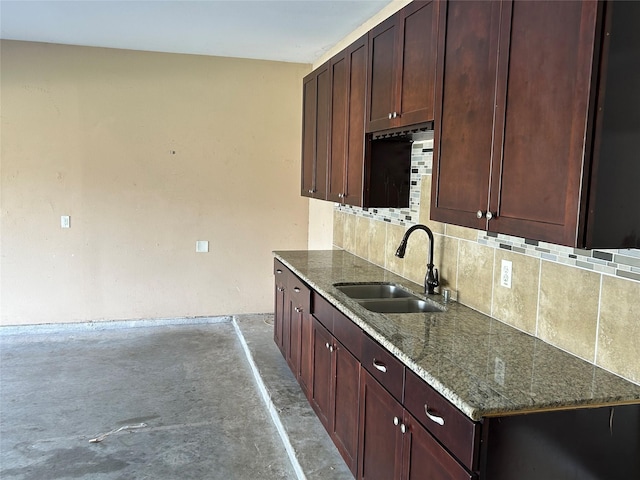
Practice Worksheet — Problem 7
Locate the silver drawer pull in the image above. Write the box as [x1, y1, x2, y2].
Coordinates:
[295, 307, 303, 313]
[276, 269, 283, 274]
[372, 359, 387, 373]
[277, 287, 285, 292]
[293, 287, 300, 293]
[424, 404, 445, 426]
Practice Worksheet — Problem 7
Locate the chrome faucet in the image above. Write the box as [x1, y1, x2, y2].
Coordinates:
[395, 224, 439, 295]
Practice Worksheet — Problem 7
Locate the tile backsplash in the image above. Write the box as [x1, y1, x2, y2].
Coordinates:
[333, 140, 640, 385]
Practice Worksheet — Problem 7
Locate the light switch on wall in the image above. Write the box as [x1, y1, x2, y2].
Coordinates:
[196, 240, 209, 253]
[61, 215, 70, 228]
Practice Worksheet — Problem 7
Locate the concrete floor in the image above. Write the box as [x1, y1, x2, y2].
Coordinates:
[0, 315, 351, 480]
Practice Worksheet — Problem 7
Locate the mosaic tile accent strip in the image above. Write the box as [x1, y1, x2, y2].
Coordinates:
[335, 131, 640, 283]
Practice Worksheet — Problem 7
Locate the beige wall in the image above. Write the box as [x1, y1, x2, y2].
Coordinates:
[333, 176, 640, 386]
[0, 40, 311, 325]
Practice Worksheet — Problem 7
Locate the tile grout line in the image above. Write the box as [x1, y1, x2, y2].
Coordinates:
[593, 274, 604, 364]
[231, 316, 307, 480]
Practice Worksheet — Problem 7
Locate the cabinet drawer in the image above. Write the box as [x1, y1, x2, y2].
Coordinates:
[312, 291, 334, 332]
[361, 333, 404, 402]
[404, 369, 480, 471]
[274, 259, 287, 277]
[333, 310, 362, 359]
[288, 275, 311, 314]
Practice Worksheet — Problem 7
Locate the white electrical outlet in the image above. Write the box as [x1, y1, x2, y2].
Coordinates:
[195, 240, 209, 253]
[500, 259, 512, 288]
[61, 215, 70, 229]
[494, 357, 506, 386]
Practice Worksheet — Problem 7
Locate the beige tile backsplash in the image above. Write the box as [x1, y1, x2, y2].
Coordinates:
[538, 262, 600, 362]
[333, 175, 640, 385]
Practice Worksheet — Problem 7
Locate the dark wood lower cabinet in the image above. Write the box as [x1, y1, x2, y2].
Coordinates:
[359, 370, 473, 480]
[310, 318, 333, 428]
[273, 261, 288, 354]
[403, 411, 473, 480]
[311, 316, 360, 475]
[331, 340, 360, 474]
[358, 370, 404, 480]
[273, 259, 640, 480]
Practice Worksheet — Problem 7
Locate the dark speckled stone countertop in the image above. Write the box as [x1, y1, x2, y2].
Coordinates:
[274, 250, 640, 421]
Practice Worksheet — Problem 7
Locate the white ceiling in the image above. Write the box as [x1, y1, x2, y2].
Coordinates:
[0, 0, 393, 64]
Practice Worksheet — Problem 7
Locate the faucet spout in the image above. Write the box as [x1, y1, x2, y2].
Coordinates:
[395, 224, 439, 295]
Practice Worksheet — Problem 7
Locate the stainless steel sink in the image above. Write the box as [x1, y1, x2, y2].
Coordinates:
[357, 298, 445, 314]
[334, 283, 444, 314]
[335, 283, 414, 299]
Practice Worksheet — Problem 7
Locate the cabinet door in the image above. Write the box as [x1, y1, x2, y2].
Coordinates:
[310, 317, 333, 429]
[286, 296, 301, 374]
[301, 72, 317, 197]
[287, 276, 310, 381]
[358, 370, 403, 480]
[273, 263, 288, 354]
[396, 0, 438, 126]
[488, 0, 599, 245]
[299, 310, 313, 398]
[328, 49, 349, 203]
[344, 36, 368, 207]
[402, 412, 474, 480]
[431, 0, 502, 229]
[331, 339, 360, 475]
[301, 63, 330, 199]
[367, 15, 398, 133]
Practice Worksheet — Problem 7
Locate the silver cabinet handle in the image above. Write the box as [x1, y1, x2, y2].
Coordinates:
[388, 113, 393, 120]
[392, 112, 398, 118]
[372, 359, 387, 373]
[476, 210, 484, 219]
[277, 287, 285, 292]
[400, 424, 406, 434]
[326, 342, 330, 349]
[486, 211, 495, 220]
[294, 307, 303, 313]
[329, 345, 334, 352]
[308, 189, 314, 194]
[424, 404, 445, 426]
[276, 269, 282, 274]
[393, 416, 400, 425]
[293, 287, 300, 293]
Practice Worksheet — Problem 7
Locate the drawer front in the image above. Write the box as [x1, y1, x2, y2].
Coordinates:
[312, 291, 334, 332]
[404, 369, 480, 471]
[333, 310, 362, 359]
[288, 274, 311, 313]
[274, 259, 287, 277]
[361, 333, 404, 402]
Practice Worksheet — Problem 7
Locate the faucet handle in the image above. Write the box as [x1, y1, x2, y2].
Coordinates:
[434, 268, 439, 287]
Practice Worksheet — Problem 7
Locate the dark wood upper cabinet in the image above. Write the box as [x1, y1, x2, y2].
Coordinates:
[301, 62, 330, 200]
[432, 0, 640, 248]
[366, 1, 439, 133]
[328, 35, 368, 206]
[430, 0, 501, 231]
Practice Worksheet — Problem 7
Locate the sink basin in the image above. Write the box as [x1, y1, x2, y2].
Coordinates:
[335, 283, 414, 299]
[357, 298, 445, 314]
[334, 283, 444, 314]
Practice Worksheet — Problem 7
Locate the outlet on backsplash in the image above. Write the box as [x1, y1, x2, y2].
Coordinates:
[501, 260, 512, 289]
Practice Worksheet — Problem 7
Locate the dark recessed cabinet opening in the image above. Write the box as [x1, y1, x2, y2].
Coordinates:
[366, 135, 413, 208]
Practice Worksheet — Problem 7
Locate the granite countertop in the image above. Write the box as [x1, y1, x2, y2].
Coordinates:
[274, 250, 640, 421]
